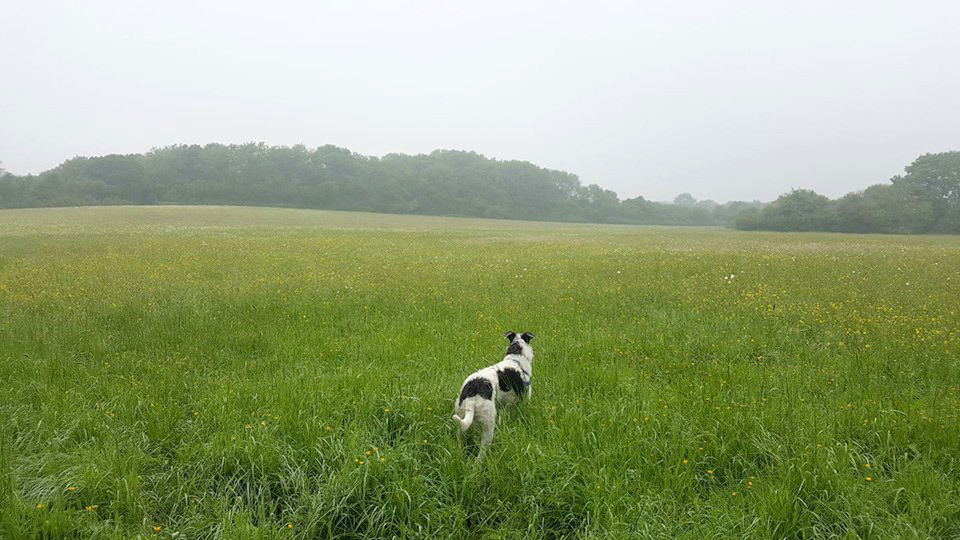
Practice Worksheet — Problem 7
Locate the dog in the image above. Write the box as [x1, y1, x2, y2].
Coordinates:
[452, 331, 534, 448]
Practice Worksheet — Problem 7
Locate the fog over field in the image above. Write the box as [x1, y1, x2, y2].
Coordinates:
[2, 0, 959, 202]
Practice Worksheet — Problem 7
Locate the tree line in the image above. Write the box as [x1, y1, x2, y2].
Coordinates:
[2, 145, 956, 233]
[0, 143, 755, 226]
[733, 152, 960, 234]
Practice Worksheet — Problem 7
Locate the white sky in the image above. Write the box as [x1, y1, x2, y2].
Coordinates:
[1, 0, 959, 202]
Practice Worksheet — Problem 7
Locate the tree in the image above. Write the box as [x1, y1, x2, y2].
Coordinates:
[673, 193, 697, 206]
[739, 189, 834, 232]
[892, 151, 960, 233]
[834, 184, 934, 234]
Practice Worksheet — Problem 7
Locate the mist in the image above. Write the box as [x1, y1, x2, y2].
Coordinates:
[1, 0, 959, 203]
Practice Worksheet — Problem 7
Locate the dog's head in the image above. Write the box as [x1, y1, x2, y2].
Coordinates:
[503, 331, 535, 359]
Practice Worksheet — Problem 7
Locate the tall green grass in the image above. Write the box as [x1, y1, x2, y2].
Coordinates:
[1, 206, 959, 539]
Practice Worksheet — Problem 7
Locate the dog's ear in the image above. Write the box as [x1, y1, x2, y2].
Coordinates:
[521, 332, 535, 343]
[504, 331, 517, 341]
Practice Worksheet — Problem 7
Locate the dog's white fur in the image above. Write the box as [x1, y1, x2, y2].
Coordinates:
[452, 331, 534, 447]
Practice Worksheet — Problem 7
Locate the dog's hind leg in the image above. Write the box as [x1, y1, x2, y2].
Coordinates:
[476, 418, 495, 462]
[479, 409, 496, 447]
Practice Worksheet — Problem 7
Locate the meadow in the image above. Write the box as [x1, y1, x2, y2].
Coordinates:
[1, 206, 959, 539]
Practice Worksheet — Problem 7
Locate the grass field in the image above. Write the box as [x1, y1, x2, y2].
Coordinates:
[1, 206, 959, 539]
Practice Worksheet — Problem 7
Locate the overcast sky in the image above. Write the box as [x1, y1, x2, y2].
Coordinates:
[1, 0, 958, 202]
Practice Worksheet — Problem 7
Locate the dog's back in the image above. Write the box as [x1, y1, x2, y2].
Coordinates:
[452, 332, 534, 447]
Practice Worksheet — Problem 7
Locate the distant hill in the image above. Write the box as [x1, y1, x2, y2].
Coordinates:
[0, 144, 757, 226]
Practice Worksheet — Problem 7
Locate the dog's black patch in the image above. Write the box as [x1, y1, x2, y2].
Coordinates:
[497, 368, 526, 399]
[521, 332, 535, 343]
[504, 331, 517, 342]
[505, 341, 524, 356]
[459, 378, 493, 404]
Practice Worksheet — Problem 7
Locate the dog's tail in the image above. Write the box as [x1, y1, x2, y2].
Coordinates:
[452, 403, 475, 432]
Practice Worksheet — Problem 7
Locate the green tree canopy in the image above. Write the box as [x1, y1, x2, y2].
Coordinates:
[735, 150, 959, 234]
[0, 143, 749, 227]
[892, 151, 960, 232]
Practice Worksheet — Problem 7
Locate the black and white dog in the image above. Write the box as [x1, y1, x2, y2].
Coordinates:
[453, 331, 534, 447]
